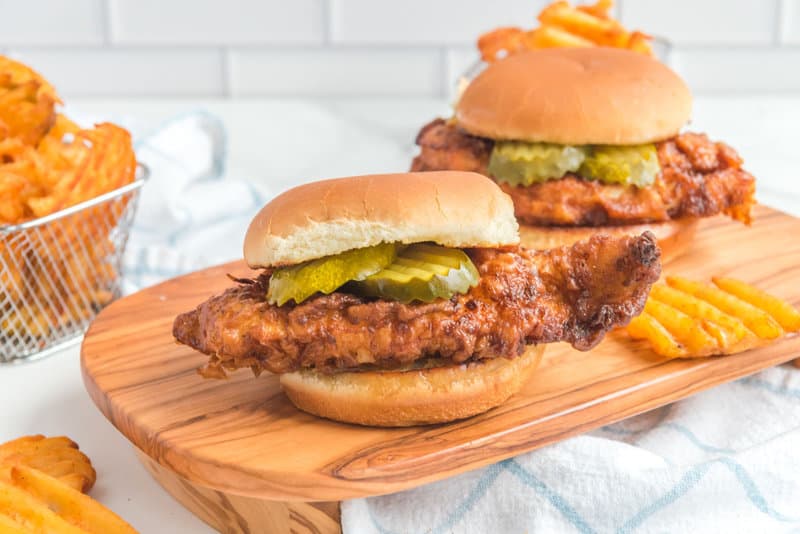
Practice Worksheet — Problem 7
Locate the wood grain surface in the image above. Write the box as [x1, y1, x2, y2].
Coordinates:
[81, 205, 800, 503]
[136, 451, 340, 534]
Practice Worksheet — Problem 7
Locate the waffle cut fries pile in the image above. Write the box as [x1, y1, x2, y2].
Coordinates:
[478, 0, 653, 63]
[0, 435, 137, 533]
[0, 55, 138, 359]
[628, 277, 800, 359]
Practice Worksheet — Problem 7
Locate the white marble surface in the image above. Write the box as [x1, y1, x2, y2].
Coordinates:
[1, 96, 798, 533]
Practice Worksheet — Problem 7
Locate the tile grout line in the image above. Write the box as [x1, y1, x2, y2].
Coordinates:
[102, 0, 113, 45]
[777, 0, 787, 45]
[4, 1, 799, 98]
[440, 46, 449, 98]
[323, 0, 334, 44]
[221, 47, 232, 99]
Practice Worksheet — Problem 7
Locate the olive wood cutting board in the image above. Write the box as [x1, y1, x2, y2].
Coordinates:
[81, 205, 800, 534]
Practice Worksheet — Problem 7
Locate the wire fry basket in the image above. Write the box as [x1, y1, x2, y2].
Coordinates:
[0, 165, 147, 363]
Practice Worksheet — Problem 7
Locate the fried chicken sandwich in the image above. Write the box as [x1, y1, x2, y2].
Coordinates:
[412, 48, 755, 260]
[173, 171, 661, 426]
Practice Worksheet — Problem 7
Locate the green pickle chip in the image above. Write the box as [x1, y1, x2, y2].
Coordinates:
[487, 140, 661, 188]
[351, 243, 480, 303]
[267, 242, 397, 305]
[488, 141, 588, 186]
[578, 144, 660, 187]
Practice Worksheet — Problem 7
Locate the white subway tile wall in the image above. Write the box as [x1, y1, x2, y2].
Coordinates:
[3, 0, 794, 97]
[109, 0, 325, 45]
[0, 0, 105, 46]
[783, 0, 800, 43]
[230, 49, 443, 96]
[619, 0, 779, 45]
[673, 48, 800, 92]
[329, 0, 546, 44]
[10, 49, 225, 96]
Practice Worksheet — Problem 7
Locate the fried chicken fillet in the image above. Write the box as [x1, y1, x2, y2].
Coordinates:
[173, 232, 660, 376]
[411, 119, 756, 227]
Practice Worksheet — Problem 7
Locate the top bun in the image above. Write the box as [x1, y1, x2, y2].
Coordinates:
[244, 171, 519, 268]
[456, 47, 692, 145]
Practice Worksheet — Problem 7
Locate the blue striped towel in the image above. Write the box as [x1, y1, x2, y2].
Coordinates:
[342, 365, 800, 533]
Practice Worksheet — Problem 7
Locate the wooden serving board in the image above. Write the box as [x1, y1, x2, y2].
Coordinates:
[81, 205, 800, 533]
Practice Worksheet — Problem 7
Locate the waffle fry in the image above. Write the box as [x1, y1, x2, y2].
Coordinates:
[712, 277, 800, 332]
[0, 56, 59, 103]
[666, 277, 782, 340]
[0, 55, 137, 354]
[478, 0, 653, 62]
[0, 435, 96, 493]
[8, 466, 137, 534]
[0, 510, 30, 534]
[0, 436, 137, 533]
[0, 479, 86, 534]
[627, 277, 800, 358]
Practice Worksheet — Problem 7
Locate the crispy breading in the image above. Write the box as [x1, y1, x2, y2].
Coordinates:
[411, 119, 755, 226]
[174, 233, 660, 375]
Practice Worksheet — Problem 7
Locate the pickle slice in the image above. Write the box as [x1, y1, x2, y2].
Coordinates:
[267, 242, 397, 306]
[578, 144, 660, 187]
[488, 141, 588, 186]
[351, 244, 479, 303]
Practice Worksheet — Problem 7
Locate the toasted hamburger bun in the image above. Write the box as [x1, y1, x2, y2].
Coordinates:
[280, 344, 545, 427]
[456, 47, 692, 145]
[455, 48, 695, 261]
[519, 218, 699, 264]
[247, 171, 537, 426]
[244, 171, 519, 268]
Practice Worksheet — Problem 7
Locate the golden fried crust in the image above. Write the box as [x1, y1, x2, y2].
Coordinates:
[411, 119, 756, 226]
[173, 233, 660, 375]
[501, 177, 669, 226]
[411, 118, 493, 175]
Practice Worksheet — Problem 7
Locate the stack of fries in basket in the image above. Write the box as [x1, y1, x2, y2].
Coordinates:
[477, 0, 653, 63]
[0, 56, 137, 355]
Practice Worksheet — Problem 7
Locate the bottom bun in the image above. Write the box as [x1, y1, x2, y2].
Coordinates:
[519, 218, 698, 264]
[280, 344, 545, 427]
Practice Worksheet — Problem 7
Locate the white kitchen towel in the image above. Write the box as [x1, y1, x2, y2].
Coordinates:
[126, 112, 800, 534]
[342, 365, 800, 534]
[122, 111, 268, 292]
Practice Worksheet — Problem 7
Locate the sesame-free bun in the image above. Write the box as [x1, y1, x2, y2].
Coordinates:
[456, 47, 692, 145]
[280, 344, 545, 427]
[519, 218, 699, 264]
[244, 171, 519, 268]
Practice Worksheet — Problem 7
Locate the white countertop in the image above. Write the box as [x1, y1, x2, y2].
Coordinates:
[1, 96, 798, 533]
